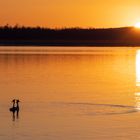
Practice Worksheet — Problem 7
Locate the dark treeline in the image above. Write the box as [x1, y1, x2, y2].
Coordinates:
[0, 25, 140, 46]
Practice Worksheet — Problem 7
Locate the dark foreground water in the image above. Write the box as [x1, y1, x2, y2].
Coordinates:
[0, 46, 140, 140]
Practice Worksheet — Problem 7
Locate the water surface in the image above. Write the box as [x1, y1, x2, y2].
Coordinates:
[0, 46, 140, 140]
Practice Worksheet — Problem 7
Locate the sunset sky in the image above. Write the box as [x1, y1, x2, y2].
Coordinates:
[0, 0, 140, 28]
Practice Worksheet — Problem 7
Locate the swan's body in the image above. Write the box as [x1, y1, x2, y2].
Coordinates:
[9, 107, 16, 112]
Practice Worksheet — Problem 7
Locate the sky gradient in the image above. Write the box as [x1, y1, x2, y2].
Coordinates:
[0, 0, 140, 28]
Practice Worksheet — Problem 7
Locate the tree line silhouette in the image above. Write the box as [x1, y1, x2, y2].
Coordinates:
[0, 25, 140, 46]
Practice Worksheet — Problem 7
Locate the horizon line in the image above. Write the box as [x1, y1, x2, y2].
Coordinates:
[0, 24, 134, 30]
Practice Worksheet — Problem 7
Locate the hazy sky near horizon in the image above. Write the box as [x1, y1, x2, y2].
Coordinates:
[0, 0, 140, 28]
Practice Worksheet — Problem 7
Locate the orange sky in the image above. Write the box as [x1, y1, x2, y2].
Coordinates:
[0, 0, 140, 28]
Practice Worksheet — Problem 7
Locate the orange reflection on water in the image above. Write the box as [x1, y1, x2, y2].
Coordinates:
[135, 92, 140, 110]
[136, 50, 140, 87]
[0, 47, 139, 140]
[135, 50, 140, 110]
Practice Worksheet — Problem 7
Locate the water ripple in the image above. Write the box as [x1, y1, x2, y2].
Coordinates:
[52, 102, 138, 116]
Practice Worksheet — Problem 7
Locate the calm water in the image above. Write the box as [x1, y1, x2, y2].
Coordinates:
[0, 46, 140, 140]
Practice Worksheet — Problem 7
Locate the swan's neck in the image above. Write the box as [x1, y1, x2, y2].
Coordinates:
[13, 102, 15, 107]
[16, 102, 19, 108]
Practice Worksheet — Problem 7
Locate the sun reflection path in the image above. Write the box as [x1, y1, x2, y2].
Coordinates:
[135, 92, 140, 111]
[135, 50, 140, 110]
[136, 50, 140, 87]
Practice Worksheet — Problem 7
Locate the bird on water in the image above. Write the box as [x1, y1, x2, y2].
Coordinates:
[9, 99, 20, 112]
[9, 99, 20, 121]
[16, 99, 20, 111]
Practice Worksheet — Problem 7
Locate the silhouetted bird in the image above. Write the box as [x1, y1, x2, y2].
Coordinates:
[9, 99, 20, 112]
[9, 99, 20, 121]
[9, 99, 16, 112]
[16, 99, 20, 111]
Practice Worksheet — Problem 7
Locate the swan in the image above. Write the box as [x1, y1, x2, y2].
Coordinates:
[16, 99, 20, 111]
[9, 99, 16, 112]
[9, 99, 20, 112]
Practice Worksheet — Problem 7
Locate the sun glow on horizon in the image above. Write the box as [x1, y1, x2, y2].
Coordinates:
[134, 22, 140, 28]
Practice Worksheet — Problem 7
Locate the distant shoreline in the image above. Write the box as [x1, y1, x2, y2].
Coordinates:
[0, 26, 140, 47]
[0, 40, 139, 47]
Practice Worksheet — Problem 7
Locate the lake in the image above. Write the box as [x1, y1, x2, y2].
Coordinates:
[0, 46, 140, 140]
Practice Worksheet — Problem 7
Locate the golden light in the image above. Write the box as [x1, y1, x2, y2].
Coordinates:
[136, 50, 140, 86]
[134, 22, 140, 28]
[135, 50, 140, 110]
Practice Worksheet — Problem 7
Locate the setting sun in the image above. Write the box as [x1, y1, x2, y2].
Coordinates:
[134, 22, 140, 28]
